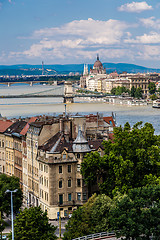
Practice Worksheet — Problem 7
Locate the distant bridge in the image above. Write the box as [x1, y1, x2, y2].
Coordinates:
[0, 84, 108, 99]
[0, 80, 64, 87]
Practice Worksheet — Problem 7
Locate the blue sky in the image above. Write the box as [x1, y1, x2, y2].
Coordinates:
[1, 0, 160, 67]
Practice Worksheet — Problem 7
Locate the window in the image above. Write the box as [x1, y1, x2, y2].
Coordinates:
[68, 179, 71, 187]
[77, 179, 81, 187]
[77, 164, 80, 172]
[68, 193, 72, 201]
[77, 153, 80, 159]
[59, 166, 62, 173]
[68, 165, 71, 173]
[59, 194, 63, 205]
[77, 193, 81, 201]
[44, 178, 46, 186]
[63, 154, 66, 159]
[83, 193, 87, 201]
[59, 180, 62, 188]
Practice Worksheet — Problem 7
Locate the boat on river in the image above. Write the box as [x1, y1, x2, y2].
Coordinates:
[152, 100, 160, 108]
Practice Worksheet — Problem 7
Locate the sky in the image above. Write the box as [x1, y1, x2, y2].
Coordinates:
[1, 0, 160, 68]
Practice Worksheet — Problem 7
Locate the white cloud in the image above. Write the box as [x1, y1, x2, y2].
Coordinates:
[118, 1, 153, 13]
[10, 18, 129, 61]
[125, 32, 160, 44]
[137, 45, 160, 60]
[140, 17, 160, 30]
[32, 18, 128, 45]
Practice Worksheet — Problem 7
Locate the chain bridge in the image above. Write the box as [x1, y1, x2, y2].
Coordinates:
[0, 82, 107, 103]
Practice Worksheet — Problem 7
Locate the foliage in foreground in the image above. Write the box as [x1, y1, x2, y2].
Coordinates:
[8, 207, 57, 240]
[63, 194, 112, 240]
[64, 185, 160, 240]
[81, 122, 160, 196]
[0, 174, 22, 216]
[110, 185, 160, 240]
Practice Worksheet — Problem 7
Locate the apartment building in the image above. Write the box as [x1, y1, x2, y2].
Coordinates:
[5, 121, 27, 177]
[0, 113, 115, 219]
[0, 120, 13, 173]
[37, 125, 106, 219]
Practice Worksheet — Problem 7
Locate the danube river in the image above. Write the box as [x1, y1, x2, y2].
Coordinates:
[0, 84, 160, 134]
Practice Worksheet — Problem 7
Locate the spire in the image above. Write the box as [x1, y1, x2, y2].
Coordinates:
[72, 126, 91, 153]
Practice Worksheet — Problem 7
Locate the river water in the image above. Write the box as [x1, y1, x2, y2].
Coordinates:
[0, 84, 160, 134]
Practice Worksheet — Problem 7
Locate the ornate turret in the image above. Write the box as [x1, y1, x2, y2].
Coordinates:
[93, 54, 103, 69]
[72, 126, 91, 153]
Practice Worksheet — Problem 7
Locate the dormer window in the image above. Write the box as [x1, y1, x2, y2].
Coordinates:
[63, 154, 66, 159]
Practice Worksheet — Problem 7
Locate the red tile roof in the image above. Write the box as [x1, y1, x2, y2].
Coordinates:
[20, 117, 37, 135]
[0, 120, 13, 133]
[103, 116, 116, 127]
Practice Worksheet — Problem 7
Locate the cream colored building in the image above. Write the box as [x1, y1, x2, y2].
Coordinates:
[0, 133, 5, 173]
[5, 135, 14, 176]
[0, 120, 13, 174]
[26, 119, 60, 207]
[37, 127, 100, 219]
[80, 55, 107, 92]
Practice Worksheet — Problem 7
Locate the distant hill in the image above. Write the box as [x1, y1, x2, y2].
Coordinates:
[0, 63, 160, 76]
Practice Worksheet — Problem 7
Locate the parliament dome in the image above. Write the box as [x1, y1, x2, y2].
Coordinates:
[93, 55, 103, 69]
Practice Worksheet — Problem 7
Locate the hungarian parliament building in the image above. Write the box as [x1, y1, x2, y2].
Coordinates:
[80, 55, 160, 95]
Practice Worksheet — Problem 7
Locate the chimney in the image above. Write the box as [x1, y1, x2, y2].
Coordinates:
[60, 118, 63, 133]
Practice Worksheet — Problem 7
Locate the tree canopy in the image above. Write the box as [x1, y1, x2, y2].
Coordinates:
[64, 185, 160, 240]
[131, 86, 143, 98]
[0, 174, 22, 216]
[109, 185, 160, 240]
[111, 86, 130, 96]
[148, 82, 156, 95]
[9, 207, 57, 240]
[63, 194, 112, 240]
[81, 122, 160, 196]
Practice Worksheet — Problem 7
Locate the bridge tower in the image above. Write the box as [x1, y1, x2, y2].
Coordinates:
[63, 81, 74, 103]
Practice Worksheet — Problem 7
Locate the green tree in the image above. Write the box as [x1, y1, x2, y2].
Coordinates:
[111, 87, 116, 95]
[8, 207, 57, 240]
[109, 185, 160, 240]
[64, 194, 112, 240]
[0, 174, 22, 216]
[134, 87, 143, 98]
[64, 194, 97, 240]
[131, 86, 136, 97]
[148, 82, 156, 95]
[90, 194, 112, 233]
[81, 122, 160, 197]
[111, 86, 130, 96]
[115, 86, 122, 95]
[150, 94, 158, 100]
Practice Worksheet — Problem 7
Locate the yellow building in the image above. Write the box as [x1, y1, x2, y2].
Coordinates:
[5, 135, 14, 176]
[0, 120, 13, 174]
